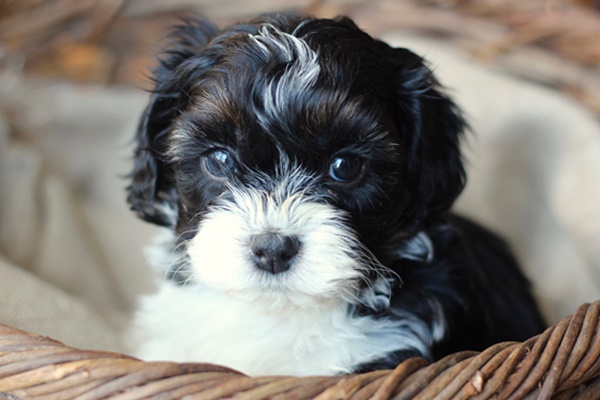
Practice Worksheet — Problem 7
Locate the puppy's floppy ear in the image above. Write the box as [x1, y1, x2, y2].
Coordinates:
[127, 18, 220, 226]
[390, 48, 467, 221]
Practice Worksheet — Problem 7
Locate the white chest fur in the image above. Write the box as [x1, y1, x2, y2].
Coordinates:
[132, 282, 426, 376]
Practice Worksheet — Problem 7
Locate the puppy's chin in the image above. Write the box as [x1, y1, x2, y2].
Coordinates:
[184, 186, 369, 311]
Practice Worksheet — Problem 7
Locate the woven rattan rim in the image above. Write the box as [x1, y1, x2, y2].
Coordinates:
[1, 2, 600, 400]
[1, 301, 600, 399]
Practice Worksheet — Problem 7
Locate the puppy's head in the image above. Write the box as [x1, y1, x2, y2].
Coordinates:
[128, 14, 466, 309]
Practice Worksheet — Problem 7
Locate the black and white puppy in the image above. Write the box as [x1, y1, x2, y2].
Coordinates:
[127, 13, 545, 376]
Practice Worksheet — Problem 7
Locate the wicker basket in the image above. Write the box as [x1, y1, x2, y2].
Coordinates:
[1, 301, 600, 399]
[1, 1, 600, 399]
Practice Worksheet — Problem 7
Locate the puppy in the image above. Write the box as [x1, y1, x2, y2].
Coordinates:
[127, 13, 545, 376]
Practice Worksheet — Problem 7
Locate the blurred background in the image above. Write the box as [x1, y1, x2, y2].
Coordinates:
[1, 0, 600, 108]
[0, 0, 599, 353]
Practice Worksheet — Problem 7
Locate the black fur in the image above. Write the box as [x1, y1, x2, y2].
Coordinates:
[128, 13, 545, 372]
[128, 14, 465, 238]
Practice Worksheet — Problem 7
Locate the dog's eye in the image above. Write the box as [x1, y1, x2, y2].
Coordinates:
[329, 155, 363, 183]
[203, 150, 238, 178]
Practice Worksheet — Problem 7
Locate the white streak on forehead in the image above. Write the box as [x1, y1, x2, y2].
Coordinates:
[248, 24, 321, 124]
[248, 23, 317, 66]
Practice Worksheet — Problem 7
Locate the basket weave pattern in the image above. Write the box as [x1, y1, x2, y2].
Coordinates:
[1, 1, 600, 399]
[2, 302, 600, 399]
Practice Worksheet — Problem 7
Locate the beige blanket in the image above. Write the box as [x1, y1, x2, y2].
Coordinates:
[1, 34, 598, 354]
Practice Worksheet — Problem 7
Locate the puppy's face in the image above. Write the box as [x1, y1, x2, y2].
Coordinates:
[128, 14, 465, 309]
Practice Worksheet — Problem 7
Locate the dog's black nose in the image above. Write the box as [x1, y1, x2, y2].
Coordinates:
[250, 233, 300, 274]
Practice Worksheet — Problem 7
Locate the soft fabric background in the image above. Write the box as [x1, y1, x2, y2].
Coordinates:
[0, 13, 599, 354]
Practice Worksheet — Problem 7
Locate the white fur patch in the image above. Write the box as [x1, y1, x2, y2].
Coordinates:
[394, 232, 434, 262]
[186, 169, 365, 310]
[133, 281, 434, 376]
